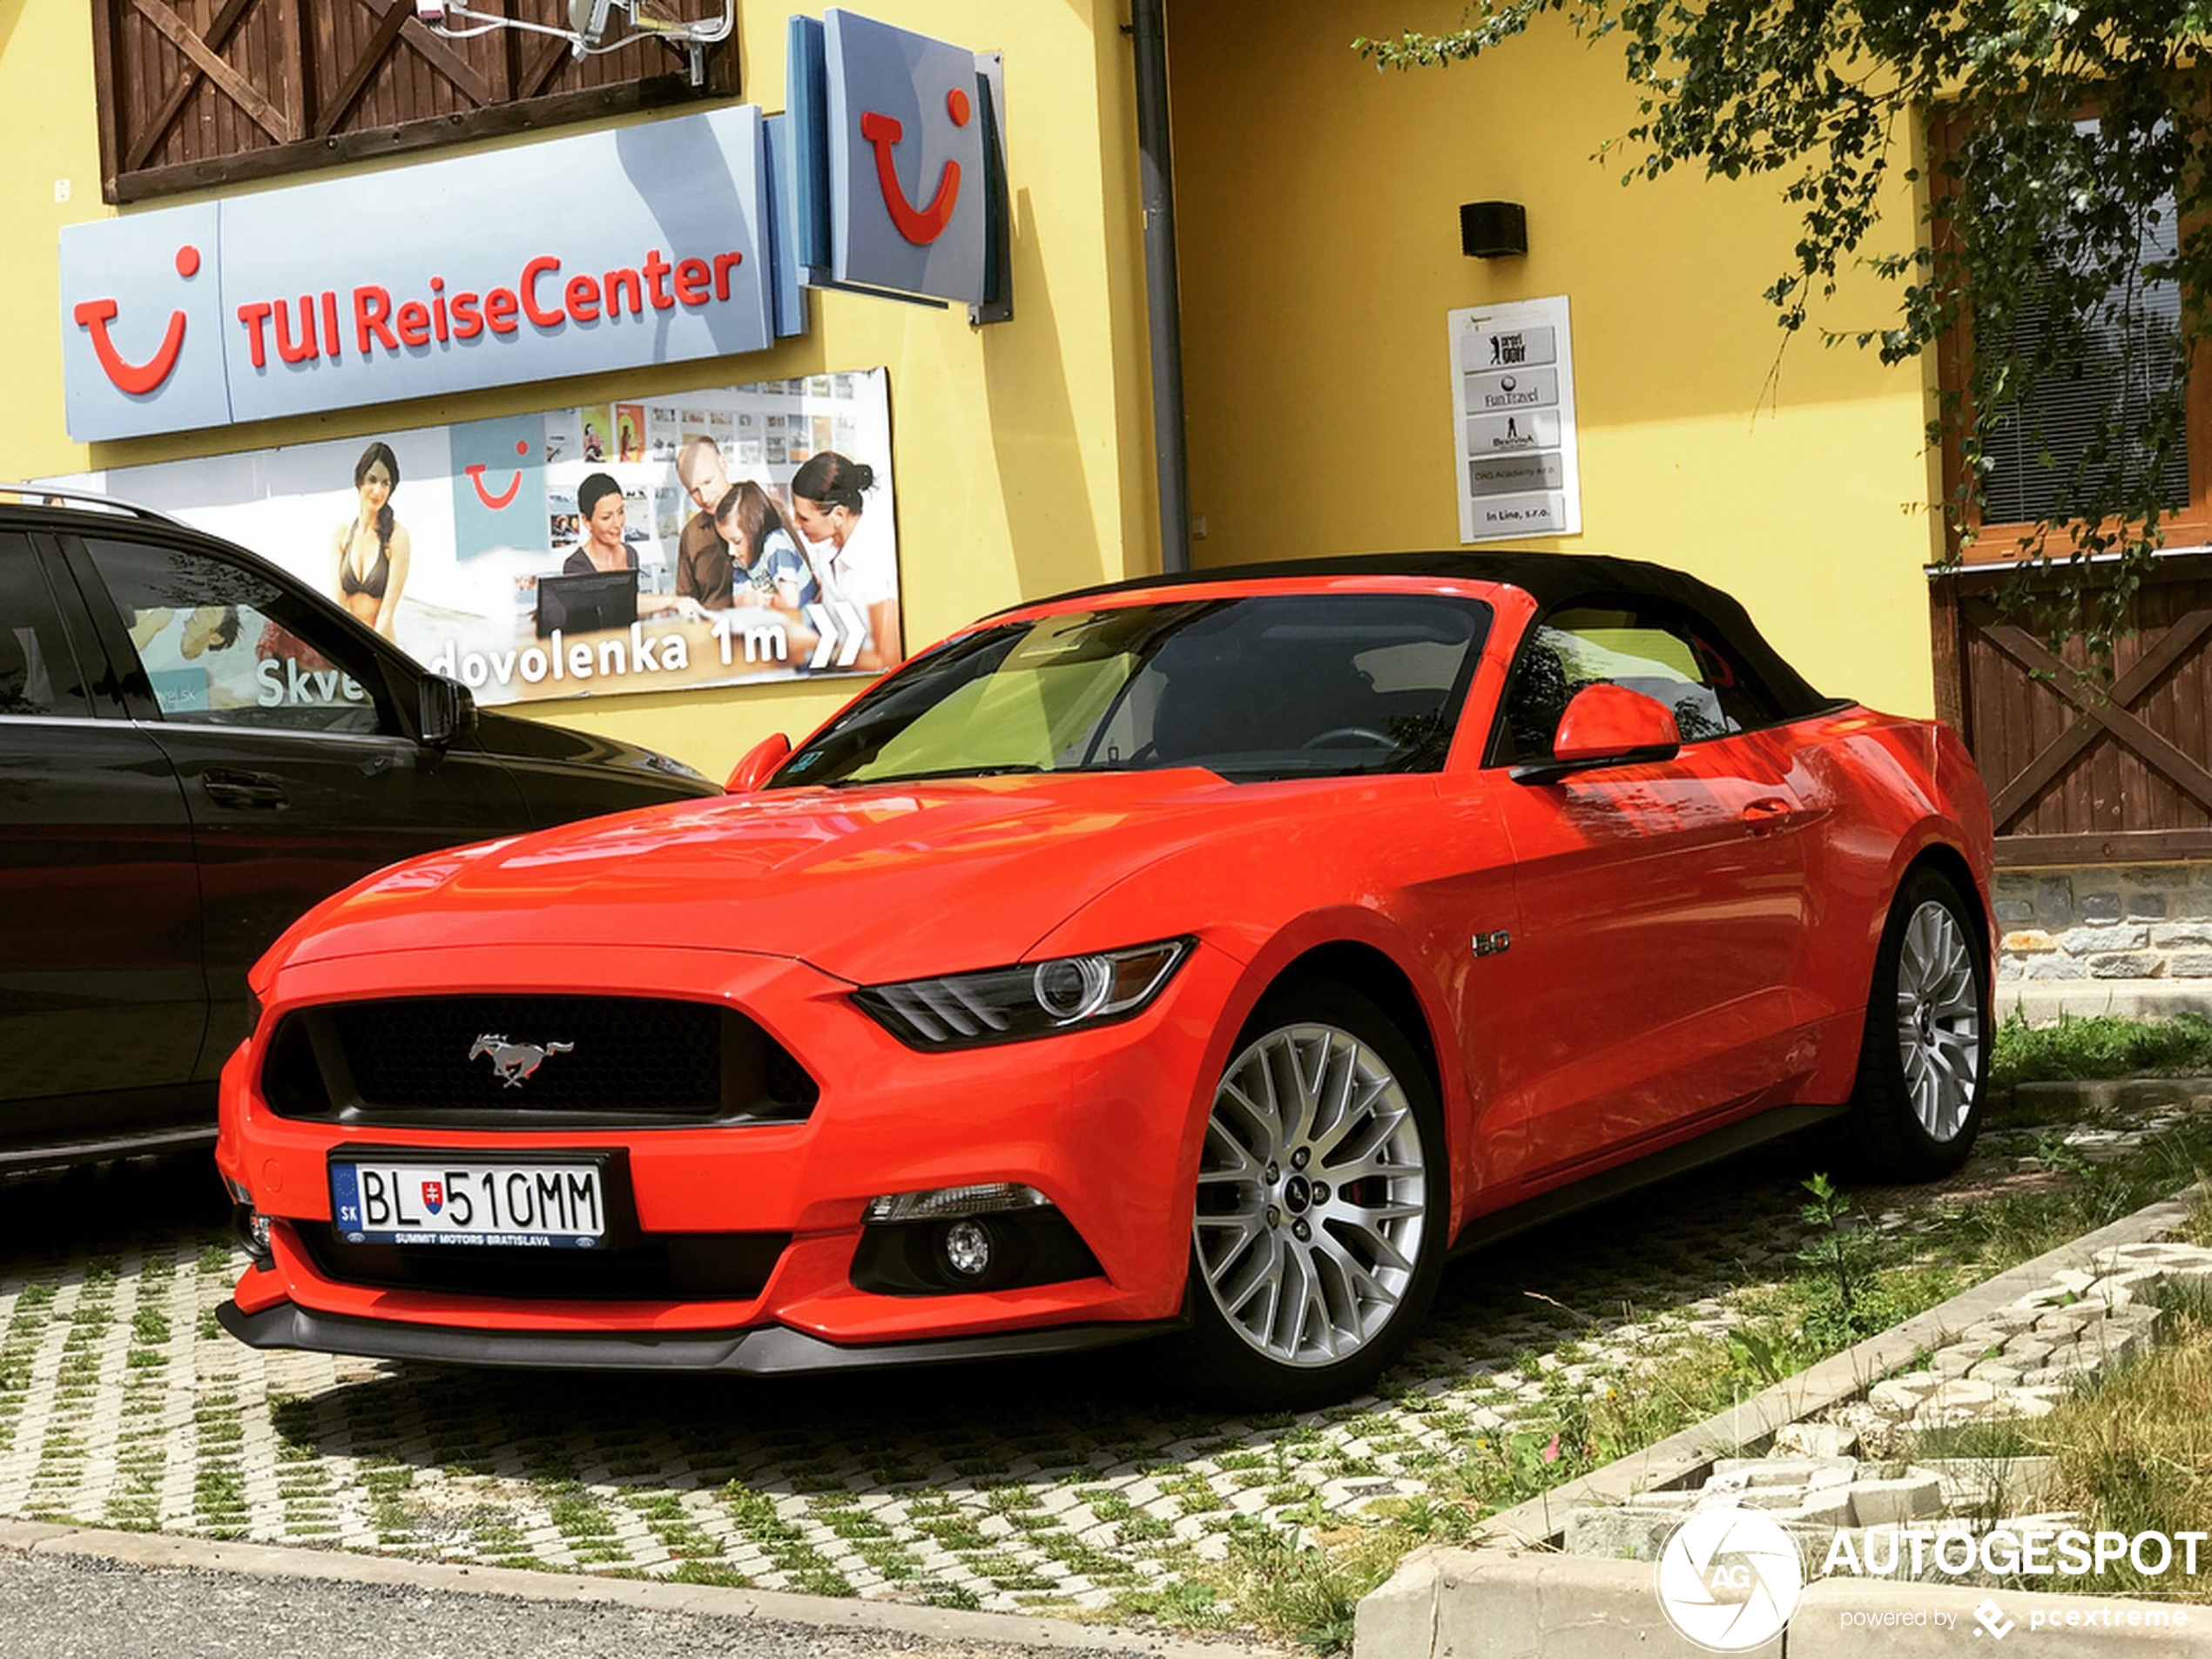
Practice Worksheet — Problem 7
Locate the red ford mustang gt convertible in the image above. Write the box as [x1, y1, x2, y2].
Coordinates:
[216, 553, 1993, 1404]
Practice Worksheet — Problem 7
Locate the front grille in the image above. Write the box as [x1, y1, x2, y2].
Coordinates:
[301, 1226, 787, 1302]
[262, 994, 818, 1128]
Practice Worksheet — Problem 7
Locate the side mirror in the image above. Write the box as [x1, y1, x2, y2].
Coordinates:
[418, 674, 478, 748]
[1515, 684, 1681, 783]
[726, 732, 792, 793]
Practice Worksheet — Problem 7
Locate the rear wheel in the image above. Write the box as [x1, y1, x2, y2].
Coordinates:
[1181, 981, 1447, 1406]
[1850, 867, 1991, 1180]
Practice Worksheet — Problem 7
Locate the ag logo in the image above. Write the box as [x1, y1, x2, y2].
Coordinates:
[73, 243, 201, 395]
[1654, 1507, 1804, 1652]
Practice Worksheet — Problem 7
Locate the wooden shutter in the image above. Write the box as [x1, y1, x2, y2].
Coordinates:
[91, 0, 738, 205]
[1932, 555, 2212, 865]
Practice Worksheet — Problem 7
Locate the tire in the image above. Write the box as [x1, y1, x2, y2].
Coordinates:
[1847, 866, 1992, 1181]
[1177, 978, 1449, 1408]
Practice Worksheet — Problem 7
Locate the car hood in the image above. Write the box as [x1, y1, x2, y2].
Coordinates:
[470, 707, 717, 794]
[277, 768, 1339, 984]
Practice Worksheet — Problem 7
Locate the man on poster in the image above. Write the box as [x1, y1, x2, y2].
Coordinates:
[674, 437, 736, 610]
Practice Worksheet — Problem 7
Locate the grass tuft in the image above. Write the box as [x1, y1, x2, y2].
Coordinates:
[1993, 1011, 2212, 1092]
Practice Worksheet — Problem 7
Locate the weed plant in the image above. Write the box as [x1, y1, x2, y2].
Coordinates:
[1993, 1012, 2212, 1092]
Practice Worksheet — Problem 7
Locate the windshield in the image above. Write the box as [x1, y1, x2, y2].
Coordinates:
[774, 592, 1493, 788]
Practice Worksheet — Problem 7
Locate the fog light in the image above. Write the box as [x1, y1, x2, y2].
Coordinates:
[232, 1203, 273, 1268]
[942, 1219, 993, 1280]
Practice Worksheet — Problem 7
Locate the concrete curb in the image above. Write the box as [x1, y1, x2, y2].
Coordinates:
[1474, 1189, 2201, 1549]
[2012, 1077, 2212, 1114]
[1355, 1548, 2202, 1656]
[0, 1519, 1287, 1657]
[2000, 980, 2212, 1026]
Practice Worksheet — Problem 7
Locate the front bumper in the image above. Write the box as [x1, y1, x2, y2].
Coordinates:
[216, 1298, 1185, 1374]
[217, 939, 1234, 1359]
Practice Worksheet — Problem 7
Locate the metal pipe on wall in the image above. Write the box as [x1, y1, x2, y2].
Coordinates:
[1130, 0, 1190, 574]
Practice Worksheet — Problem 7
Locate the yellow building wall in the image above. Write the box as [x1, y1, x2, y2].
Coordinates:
[1166, 3, 1945, 718]
[0, 0, 1157, 779]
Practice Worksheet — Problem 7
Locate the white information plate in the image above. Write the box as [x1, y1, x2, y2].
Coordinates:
[331, 1160, 608, 1248]
[1448, 295, 1581, 543]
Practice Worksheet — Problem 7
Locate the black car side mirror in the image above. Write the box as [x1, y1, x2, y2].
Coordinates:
[419, 674, 479, 748]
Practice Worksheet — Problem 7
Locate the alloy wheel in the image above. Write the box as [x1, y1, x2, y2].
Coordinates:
[1192, 1022, 1429, 1368]
[1892, 898, 1981, 1143]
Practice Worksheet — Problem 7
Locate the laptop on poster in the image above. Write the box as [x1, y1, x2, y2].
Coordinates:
[535, 569, 639, 637]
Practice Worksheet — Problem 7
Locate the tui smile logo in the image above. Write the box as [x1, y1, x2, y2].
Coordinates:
[73, 244, 200, 395]
[860, 84, 970, 246]
[465, 439, 533, 510]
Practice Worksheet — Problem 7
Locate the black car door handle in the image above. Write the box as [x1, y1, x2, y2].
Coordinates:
[202, 770, 290, 810]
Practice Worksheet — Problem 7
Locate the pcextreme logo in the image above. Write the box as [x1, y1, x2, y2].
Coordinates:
[861, 82, 969, 245]
[1655, 1507, 1805, 1652]
[72, 243, 200, 395]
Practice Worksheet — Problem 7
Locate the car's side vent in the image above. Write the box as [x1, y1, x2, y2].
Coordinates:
[260, 1013, 331, 1118]
[760, 1034, 819, 1119]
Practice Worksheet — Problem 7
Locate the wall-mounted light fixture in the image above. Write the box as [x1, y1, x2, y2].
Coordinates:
[1460, 201, 1527, 260]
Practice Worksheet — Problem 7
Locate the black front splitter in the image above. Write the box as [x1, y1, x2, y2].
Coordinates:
[215, 1299, 1184, 1375]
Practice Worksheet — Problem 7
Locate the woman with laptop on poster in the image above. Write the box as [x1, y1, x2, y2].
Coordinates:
[562, 473, 704, 619]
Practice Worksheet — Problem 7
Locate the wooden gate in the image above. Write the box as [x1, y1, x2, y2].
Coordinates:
[91, 0, 737, 204]
[1932, 555, 2212, 867]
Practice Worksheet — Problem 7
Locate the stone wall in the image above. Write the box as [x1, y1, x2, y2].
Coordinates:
[1996, 863, 2212, 981]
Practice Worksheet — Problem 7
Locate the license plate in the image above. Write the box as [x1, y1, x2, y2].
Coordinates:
[331, 1160, 607, 1249]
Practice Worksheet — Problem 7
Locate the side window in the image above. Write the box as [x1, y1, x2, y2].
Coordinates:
[1496, 604, 1781, 763]
[78, 539, 392, 736]
[0, 536, 95, 718]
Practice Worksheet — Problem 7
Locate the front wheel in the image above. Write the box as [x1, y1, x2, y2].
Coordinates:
[1849, 867, 1992, 1181]
[1180, 981, 1448, 1406]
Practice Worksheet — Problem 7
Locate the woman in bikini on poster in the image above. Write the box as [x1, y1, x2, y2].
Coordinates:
[332, 442, 410, 641]
[259, 441, 408, 671]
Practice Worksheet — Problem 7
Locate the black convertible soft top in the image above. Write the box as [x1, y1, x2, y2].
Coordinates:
[1036, 550, 1831, 719]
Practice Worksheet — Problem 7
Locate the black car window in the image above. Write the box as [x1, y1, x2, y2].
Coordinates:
[778, 594, 1494, 787]
[78, 538, 393, 737]
[1494, 603, 1782, 764]
[0, 536, 95, 718]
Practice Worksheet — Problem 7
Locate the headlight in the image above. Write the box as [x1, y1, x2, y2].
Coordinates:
[640, 750, 708, 781]
[853, 937, 1192, 1049]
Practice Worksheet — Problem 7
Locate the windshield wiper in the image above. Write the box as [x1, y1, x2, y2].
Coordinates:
[827, 764, 1051, 787]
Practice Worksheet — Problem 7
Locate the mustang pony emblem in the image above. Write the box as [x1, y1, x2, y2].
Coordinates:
[469, 1035, 574, 1088]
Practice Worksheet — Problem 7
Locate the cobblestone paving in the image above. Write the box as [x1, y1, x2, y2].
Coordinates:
[0, 1104, 2180, 1619]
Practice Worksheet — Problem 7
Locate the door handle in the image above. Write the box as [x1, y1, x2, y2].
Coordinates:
[1740, 796, 1793, 835]
[202, 769, 289, 810]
